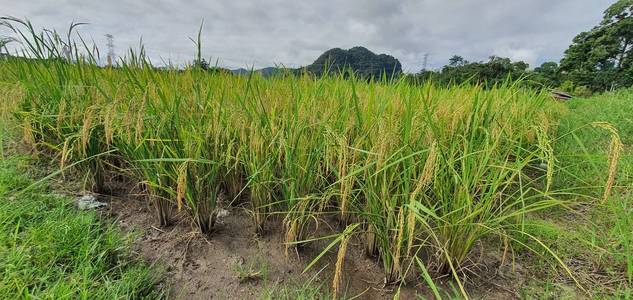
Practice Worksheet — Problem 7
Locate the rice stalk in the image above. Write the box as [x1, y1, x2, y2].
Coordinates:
[591, 122, 623, 203]
[332, 227, 352, 300]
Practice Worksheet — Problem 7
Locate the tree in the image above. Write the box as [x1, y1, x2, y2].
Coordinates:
[533, 61, 561, 87]
[192, 58, 210, 70]
[448, 55, 467, 67]
[560, 0, 633, 91]
[427, 55, 529, 87]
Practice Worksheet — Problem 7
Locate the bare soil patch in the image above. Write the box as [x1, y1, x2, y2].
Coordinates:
[103, 190, 421, 299]
[103, 192, 530, 299]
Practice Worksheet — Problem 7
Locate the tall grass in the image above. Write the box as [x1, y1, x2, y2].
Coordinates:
[0, 18, 598, 297]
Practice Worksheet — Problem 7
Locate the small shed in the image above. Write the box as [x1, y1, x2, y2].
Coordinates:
[550, 90, 573, 101]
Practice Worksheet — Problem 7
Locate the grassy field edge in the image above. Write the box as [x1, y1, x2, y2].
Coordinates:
[0, 156, 164, 299]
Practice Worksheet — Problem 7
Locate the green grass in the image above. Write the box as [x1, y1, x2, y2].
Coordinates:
[0, 157, 162, 299]
[262, 280, 330, 300]
[515, 89, 633, 299]
[555, 89, 633, 194]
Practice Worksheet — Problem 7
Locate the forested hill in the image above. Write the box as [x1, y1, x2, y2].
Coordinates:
[304, 46, 402, 78]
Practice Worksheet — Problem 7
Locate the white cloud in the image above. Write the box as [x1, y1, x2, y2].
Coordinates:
[494, 47, 540, 67]
[0, 0, 615, 71]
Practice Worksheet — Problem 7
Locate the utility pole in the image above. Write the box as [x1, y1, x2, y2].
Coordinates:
[105, 34, 114, 67]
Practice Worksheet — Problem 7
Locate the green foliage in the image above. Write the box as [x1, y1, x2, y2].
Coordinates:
[559, 0, 633, 92]
[533, 61, 561, 87]
[0, 157, 162, 299]
[192, 58, 210, 70]
[305, 46, 402, 79]
[606, 195, 633, 285]
[559, 80, 576, 94]
[262, 275, 330, 300]
[555, 88, 633, 194]
[531, 88, 633, 297]
[573, 85, 593, 98]
[409, 55, 535, 89]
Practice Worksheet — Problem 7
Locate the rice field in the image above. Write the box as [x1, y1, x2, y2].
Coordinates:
[0, 19, 625, 298]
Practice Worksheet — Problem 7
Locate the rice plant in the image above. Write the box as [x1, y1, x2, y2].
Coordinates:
[2, 17, 618, 298]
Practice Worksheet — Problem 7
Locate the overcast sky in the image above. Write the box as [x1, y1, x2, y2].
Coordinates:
[0, 0, 615, 72]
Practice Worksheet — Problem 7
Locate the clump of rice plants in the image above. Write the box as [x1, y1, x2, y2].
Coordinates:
[3, 17, 618, 298]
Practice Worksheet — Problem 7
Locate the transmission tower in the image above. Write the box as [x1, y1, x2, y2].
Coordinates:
[422, 53, 429, 71]
[105, 34, 114, 66]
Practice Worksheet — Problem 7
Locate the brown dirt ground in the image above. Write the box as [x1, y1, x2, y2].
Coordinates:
[99, 186, 528, 300]
[104, 190, 421, 299]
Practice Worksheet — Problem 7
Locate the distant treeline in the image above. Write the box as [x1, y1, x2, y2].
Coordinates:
[410, 0, 633, 96]
[405, 55, 560, 92]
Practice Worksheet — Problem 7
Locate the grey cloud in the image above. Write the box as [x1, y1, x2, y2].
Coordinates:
[0, 0, 615, 71]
